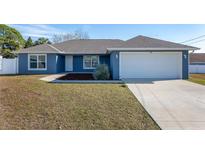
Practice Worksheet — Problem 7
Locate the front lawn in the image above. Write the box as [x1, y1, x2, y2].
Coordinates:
[189, 74, 205, 85]
[0, 75, 159, 130]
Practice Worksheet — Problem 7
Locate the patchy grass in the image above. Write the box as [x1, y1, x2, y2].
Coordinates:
[189, 74, 205, 85]
[0, 75, 159, 130]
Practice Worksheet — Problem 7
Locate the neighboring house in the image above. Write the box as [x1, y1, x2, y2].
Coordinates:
[16, 35, 199, 79]
[189, 53, 205, 73]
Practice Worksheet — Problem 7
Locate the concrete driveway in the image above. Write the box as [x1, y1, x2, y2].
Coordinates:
[126, 79, 205, 130]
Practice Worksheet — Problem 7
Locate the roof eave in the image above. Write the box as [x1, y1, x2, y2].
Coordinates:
[107, 47, 200, 52]
[14, 51, 61, 54]
[14, 51, 108, 55]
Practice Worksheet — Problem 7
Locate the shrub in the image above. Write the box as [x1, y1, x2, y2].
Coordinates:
[94, 64, 110, 80]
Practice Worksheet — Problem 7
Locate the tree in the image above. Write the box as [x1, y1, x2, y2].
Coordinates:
[0, 24, 25, 58]
[1, 49, 16, 58]
[52, 29, 89, 43]
[25, 37, 33, 48]
[34, 37, 51, 46]
[73, 29, 89, 40]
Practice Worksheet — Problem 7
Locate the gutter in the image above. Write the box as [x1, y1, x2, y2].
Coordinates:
[106, 48, 200, 54]
[107, 47, 200, 51]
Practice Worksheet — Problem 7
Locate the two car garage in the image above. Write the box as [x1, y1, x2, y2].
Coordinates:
[119, 52, 183, 79]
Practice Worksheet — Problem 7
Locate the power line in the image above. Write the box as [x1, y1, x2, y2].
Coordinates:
[180, 35, 205, 43]
[186, 38, 205, 45]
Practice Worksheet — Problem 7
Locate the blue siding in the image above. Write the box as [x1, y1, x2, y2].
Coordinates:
[182, 50, 189, 79]
[73, 56, 91, 72]
[100, 55, 110, 67]
[72, 55, 110, 72]
[18, 53, 64, 74]
[56, 54, 65, 73]
[18, 54, 110, 74]
[110, 51, 119, 80]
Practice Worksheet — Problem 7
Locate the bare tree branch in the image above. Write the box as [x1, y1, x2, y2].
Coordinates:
[52, 29, 90, 43]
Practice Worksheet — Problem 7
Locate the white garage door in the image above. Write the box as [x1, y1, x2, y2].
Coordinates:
[119, 52, 182, 79]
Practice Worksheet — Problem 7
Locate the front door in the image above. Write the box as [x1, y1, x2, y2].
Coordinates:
[65, 55, 73, 71]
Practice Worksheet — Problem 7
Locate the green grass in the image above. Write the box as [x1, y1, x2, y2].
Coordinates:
[189, 74, 205, 85]
[0, 75, 159, 130]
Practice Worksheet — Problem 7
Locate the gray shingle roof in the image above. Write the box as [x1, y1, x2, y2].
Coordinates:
[18, 44, 61, 53]
[107, 35, 199, 51]
[53, 39, 124, 54]
[17, 35, 199, 54]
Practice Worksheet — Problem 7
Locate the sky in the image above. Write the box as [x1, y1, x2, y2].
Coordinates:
[10, 24, 205, 53]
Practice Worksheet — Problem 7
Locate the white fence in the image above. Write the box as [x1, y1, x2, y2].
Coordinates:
[0, 56, 18, 74]
[189, 64, 205, 74]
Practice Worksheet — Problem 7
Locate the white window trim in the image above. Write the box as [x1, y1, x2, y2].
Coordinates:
[28, 54, 47, 70]
[83, 55, 99, 69]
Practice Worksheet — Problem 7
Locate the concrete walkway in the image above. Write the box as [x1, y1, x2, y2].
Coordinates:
[126, 79, 205, 130]
[39, 73, 66, 82]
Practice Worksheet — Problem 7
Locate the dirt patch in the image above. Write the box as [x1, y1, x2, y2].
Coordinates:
[189, 74, 205, 86]
[58, 73, 95, 80]
[190, 74, 205, 80]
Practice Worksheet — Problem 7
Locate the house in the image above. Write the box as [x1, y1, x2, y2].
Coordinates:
[189, 53, 205, 73]
[16, 35, 199, 79]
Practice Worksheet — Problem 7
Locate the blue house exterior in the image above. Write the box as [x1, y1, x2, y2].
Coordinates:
[72, 55, 110, 72]
[110, 51, 120, 80]
[17, 35, 199, 80]
[18, 50, 190, 80]
[18, 53, 65, 74]
[18, 53, 111, 75]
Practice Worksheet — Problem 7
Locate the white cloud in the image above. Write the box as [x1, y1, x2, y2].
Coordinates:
[10, 24, 64, 40]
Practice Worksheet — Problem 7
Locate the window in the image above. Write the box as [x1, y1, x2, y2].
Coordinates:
[28, 54, 47, 70]
[83, 55, 99, 69]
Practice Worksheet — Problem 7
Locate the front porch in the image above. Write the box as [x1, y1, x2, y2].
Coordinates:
[63, 54, 110, 73]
